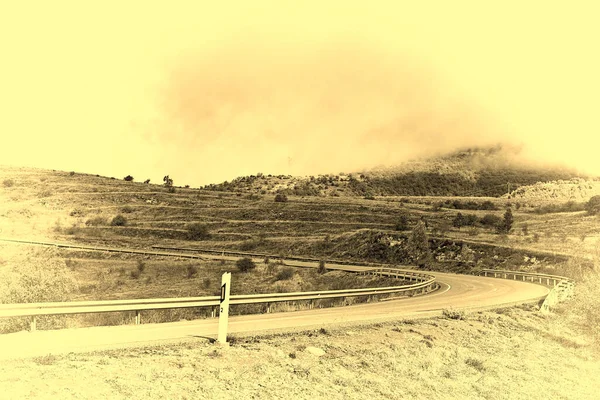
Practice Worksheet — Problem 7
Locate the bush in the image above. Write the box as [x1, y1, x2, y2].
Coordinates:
[121, 206, 134, 213]
[123, 175, 134, 182]
[318, 260, 327, 274]
[585, 195, 600, 215]
[137, 260, 146, 273]
[130, 270, 141, 279]
[274, 193, 288, 203]
[480, 214, 502, 227]
[442, 309, 466, 320]
[186, 223, 211, 240]
[186, 265, 198, 279]
[395, 215, 409, 231]
[110, 215, 127, 226]
[236, 257, 256, 272]
[202, 277, 211, 289]
[276, 267, 295, 281]
[2, 179, 15, 187]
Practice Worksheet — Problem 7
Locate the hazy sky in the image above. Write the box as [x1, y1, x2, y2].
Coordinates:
[1, 2, 598, 186]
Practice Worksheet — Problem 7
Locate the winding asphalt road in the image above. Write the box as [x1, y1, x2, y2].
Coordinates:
[0, 269, 549, 360]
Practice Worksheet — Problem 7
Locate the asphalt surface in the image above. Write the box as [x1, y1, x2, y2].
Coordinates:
[0, 271, 549, 360]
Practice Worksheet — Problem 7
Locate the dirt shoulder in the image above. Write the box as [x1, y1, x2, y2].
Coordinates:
[1, 305, 597, 400]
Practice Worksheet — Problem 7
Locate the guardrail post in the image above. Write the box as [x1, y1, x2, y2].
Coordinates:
[483, 271, 487, 277]
[30, 316, 37, 332]
[218, 272, 231, 345]
[135, 311, 141, 325]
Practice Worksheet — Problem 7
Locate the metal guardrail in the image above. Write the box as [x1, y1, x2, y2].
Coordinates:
[0, 265, 437, 331]
[479, 268, 575, 313]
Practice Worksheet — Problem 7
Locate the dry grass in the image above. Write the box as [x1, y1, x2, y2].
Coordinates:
[0, 306, 598, 399]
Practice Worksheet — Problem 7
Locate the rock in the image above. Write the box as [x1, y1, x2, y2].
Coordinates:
[305, 346, 325, 357]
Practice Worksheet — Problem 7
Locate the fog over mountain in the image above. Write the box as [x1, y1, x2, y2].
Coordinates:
[1, 2, 598, 186]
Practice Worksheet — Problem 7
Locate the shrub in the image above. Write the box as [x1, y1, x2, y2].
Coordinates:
[144, 179, 151, 184]
[585, 195, 600, 215]
[123, 175, 134, 182]
[480, 214, 502, 227]
[274, 193, 288, 203]
[121, 206, 134, 213]
[202, 277, 211, 289]
[236, 257, 256, 272]
[137, 260, 146, 273]
[185, 223, 211, 240]
[110, 215, 127, 226]
[442, 309, 465, 320]
[395, 215, 409, 231]
[130, 270, 141, 279]
[2, 179, 15, 187]
[186, 265, 198, 279]
[318, 260, 326, 274]
[276, 267, 295, 281]
[69, 208, 86, 217]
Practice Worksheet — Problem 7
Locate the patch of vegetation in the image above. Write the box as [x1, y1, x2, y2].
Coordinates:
[442, 309, 466, 320]
[236, 257, 256, 273]
[408, 220, 431, 268]
[532, 201, 586, 214]
[276, 267, 295, 281]
[496, 208, 513, 234]
[123, 175, 134, 182]
[110, 215, 127, 226]
[185, 223, 211, 240]
[186, 265, 198, 279]
[437, 199, 497, 210]
[318, 260, 327, 274]
[121, 206, 134, 213]
[274, 193, 288, 203]
[2, 178, 15, 187]
[585, 195, 600, 215]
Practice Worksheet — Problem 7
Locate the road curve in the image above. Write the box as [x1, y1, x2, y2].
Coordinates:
[0, 271, 549, 360]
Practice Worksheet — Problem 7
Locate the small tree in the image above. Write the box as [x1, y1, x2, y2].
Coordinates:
[124, 175, 134, 182]
[163, 175, 175, 192]
[144, 179, 151, 184]
[453, 212, 465, 230]
[497, 208, 513, 234]
[408, 220, 431, 268]
[585, 195, 600, 215]
[236, 257, 256, 272]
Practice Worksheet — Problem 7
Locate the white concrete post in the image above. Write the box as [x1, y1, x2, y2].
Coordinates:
[218, 272, 231, 344]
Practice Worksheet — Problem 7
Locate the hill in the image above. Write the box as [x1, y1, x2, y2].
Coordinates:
[201, 146, 586, 198]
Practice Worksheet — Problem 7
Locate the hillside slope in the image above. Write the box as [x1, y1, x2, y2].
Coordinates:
[202, 146, 586, 197]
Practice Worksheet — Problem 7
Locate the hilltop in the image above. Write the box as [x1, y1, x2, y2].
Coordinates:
[201, 146, 586, 198]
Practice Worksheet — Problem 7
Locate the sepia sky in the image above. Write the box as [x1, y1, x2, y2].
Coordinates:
[1, 1, 598, 186]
